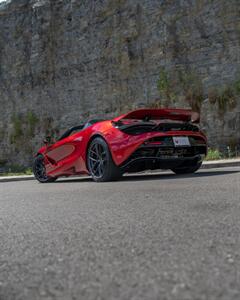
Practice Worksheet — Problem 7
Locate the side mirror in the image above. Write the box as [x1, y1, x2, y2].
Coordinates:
[43, 136, 52, 146]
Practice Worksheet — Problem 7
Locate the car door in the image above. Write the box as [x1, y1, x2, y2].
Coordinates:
[44, 136, 77, 175]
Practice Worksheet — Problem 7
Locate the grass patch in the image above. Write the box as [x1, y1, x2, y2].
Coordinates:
[0, 169, 33, 177]
[0, 164, 33, 176]
[205, 148, 240, 160]
[205, 149, 222, 161]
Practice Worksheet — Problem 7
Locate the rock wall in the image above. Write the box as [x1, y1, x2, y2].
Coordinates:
[0, 0, 240, 166]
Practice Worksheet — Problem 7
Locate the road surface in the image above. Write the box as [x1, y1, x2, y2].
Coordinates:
[0, 167, 240, 300]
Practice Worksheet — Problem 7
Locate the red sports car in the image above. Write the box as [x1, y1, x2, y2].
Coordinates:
[33, 108, 207, 183]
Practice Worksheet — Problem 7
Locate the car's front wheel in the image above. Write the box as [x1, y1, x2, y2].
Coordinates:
[33, 154, 57, 183]
[87, 137, 122, 182]
[171, 161, 202, 175]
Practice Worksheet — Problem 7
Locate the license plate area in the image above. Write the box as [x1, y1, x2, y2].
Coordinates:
[173, 136, 190, 147]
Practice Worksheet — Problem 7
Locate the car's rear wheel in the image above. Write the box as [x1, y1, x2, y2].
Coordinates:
[87, 137, 122, 182]
[171, 161, 202, 174]
[33, 154, 57, 183]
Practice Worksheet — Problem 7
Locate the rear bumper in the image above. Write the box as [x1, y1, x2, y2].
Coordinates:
[109, 130, 207, 166]
[121, 154, 204, 172]
[119, 133, 207, 172]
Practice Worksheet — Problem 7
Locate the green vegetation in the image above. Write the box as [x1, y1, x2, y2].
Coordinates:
[0, 169, 32, 177]
[205, 149, 222, 161]
[178, 70, 204, 112]
[228, 137, 239, 152]
[205, 146, 240, 161]
[10, 114, 23, 144]
[27, 111, 39, 137]
[218, 86, 236, 111]
[156, 68, 240, 114]
[233, 77, 240, 94]
[208, 77, 240, 114]
[156, 68, 204, 111]
[157, 68, 171, 99]
[208, 88, 218, 104]
[0, 164, 32, 176]
[157, 68, 176, 106]
[10, 111, 39, 148]
[209, 85, 236, 113]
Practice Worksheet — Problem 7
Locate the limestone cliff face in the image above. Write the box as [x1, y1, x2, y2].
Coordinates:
[0, 0, 240, 166]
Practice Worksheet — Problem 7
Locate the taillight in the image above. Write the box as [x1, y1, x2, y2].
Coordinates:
[144, 141, 162, 146]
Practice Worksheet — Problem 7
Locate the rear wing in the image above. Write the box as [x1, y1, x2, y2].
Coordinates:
[113, 108, 199, 123]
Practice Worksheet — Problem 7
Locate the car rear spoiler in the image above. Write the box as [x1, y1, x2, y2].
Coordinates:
[113, 108, 200, 123]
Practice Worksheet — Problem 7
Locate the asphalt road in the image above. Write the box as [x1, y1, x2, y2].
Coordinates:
[0, 167, 240, 300]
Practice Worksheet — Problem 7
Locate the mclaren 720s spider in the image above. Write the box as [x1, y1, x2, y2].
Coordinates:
[33, 108, 207, 182]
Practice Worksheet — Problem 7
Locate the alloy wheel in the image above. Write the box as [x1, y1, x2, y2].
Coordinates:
[88, 142, 107, 178]
[34, 156, 48, 182]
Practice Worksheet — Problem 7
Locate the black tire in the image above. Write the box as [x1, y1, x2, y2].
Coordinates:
[33, 154, 57, 183]
[171, 161, 202, 175]
[87, 137, 122, 182]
